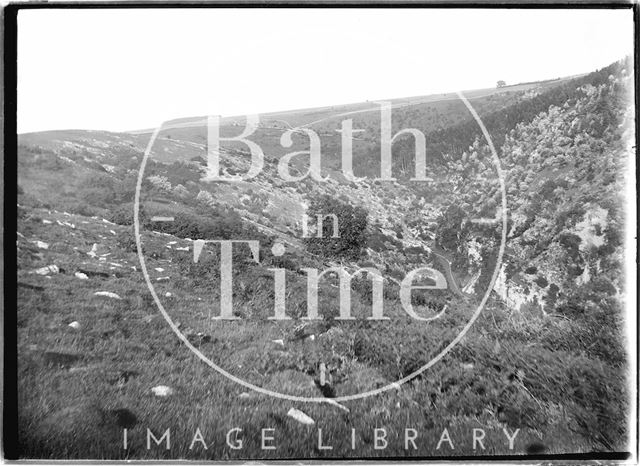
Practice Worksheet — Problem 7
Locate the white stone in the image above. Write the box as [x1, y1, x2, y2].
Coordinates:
[151, 385, 174, 397]
[287, 408, 315, 425]
[34, 265, 59, 275]
[94, 291, 122, 300]
[87, 243, 98, 258]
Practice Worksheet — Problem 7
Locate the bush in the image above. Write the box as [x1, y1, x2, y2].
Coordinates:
[115, 228, 138, 253]
[152, 211, 243, 240]
[61, 201, 100, 218]
[435, 205, 469, 252]
[81, 174, 117, 206]
[109, 203, 148, 226]
[304, 195, 368, 260]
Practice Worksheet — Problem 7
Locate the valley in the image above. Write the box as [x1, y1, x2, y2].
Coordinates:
[15, 57, 633, 459]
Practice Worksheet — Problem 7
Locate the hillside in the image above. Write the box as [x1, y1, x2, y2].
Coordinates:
[15, 59, 634, 458]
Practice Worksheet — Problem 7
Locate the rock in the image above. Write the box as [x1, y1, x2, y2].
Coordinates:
[34, 265, 59, 275]
[42, 219, 53, 225]
[94, 291, 122, 300]
[165, 292, 173, 297]
[110, 230, 116, 236]
[56, 220, 75, 229]
[155, 268, 165, 272]
[78, 267, 109, 278]
[74, 272, 89, 280]
[156, 276, 170, 282]
[32, 240, 49, 249]
[68, 321, 81, 330]
[271, 339, 285, 347]
[151, 385, 174, 397]
[87, 243, 98, 258]
[43, 351, 81, 368]
[287, 408, 315, 425]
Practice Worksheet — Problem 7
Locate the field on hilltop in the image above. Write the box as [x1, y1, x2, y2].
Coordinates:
[15, 60, 634, 459]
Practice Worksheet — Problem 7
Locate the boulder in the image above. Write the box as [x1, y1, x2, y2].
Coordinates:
[286, 408, 315, 425]
[94, 291, 122, 300]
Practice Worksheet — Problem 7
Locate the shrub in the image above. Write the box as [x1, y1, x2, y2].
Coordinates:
[60, 200, 100, 217]
[150, 208, 272, 255]
[81, 173, 117, 206]
[435, 205, 469, 252]
[109, 203, 148, 226]
[115, 228, 138, 253]
[534, 275, 549, 287]
[304, 195, 368, 260]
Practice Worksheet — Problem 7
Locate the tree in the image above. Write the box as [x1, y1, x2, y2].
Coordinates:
[497, 80, 507, 88]
[435, 205, 469, 252]
[304, 195, 368, 260]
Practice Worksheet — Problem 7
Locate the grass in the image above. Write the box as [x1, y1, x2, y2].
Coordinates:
[15, 202, 629, 459]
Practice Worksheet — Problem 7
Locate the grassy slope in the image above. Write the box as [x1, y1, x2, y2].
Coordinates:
[17, 205, 621, 458]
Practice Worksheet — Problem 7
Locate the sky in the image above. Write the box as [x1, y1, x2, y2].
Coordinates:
[17, 8, 634, 134]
